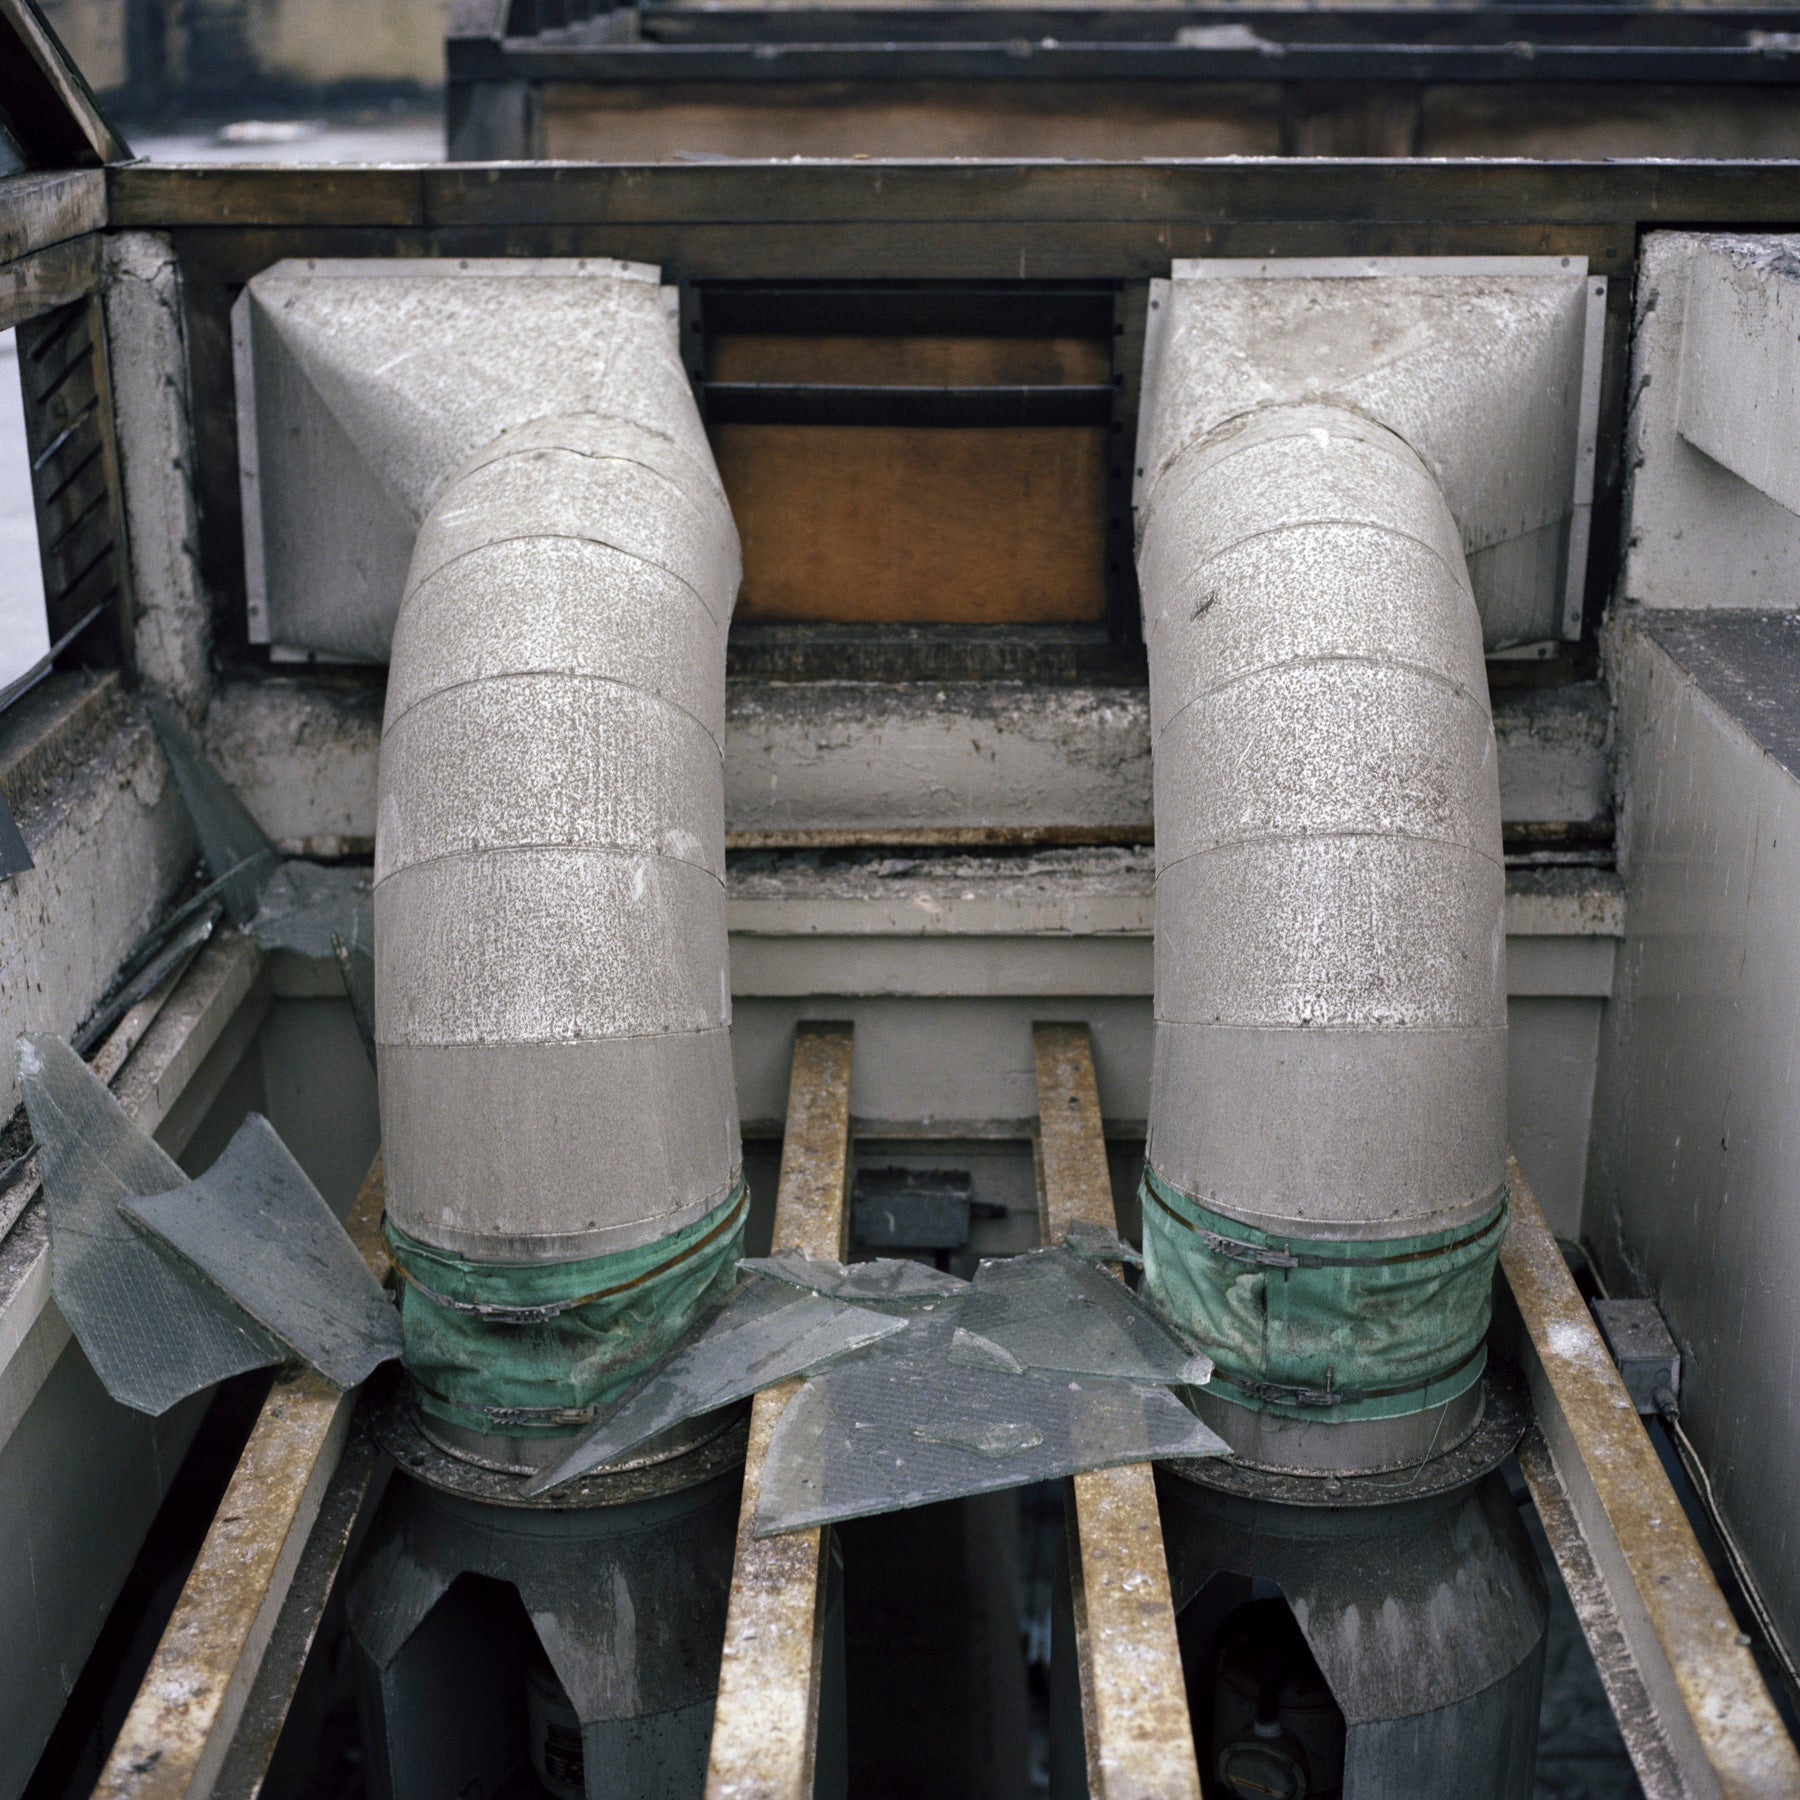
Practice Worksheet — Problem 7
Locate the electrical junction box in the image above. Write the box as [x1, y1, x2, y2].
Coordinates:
[1592, 1299, 1682, 1415]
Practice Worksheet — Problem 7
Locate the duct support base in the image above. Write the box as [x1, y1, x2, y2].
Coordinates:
[369, 1367, 748, 1511]
[1167, 1357, 1530, 1510]
[1156, 1461, 1549, 1800]
[413, 1388, 744, 1483]
[346, 1451, 744, 1800]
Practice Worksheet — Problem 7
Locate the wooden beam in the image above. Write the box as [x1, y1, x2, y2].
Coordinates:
[1032, 1022, 1202, 1800]
[0, 233, 100, 335]
[0, 0, 130, 166]
[93, 1156, 392, 1800]
[0, 170, 105, 265]
[1500, 1158, 1800, 1800]
[706, 1022, 854, 1800]
[104, 158, 1800, 235]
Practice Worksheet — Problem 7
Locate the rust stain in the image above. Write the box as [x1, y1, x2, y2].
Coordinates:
[1033, 1023, 1203, 1800]
[706, 1023, 852, 1800]
[1502, 1159, 1800, 1798]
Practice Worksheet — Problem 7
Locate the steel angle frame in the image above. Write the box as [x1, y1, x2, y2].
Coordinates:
[706, 1021, 854, 1800]
[1032, 1022, 1202, 1800]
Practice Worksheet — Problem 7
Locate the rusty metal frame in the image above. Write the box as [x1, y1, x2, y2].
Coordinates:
[1032, 1022, 1202, 1800]
[705, 1021, 854, 1800]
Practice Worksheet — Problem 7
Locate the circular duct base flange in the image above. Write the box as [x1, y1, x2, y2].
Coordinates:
[368, 1368, 748, 1511]
[416, 1401, 738, 1479]
[1183, 1361, 1487, 1478]
[1162, 1359, 1529, 1510]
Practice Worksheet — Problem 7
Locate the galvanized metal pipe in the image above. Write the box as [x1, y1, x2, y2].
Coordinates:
[1136, 399, 1508, 1470]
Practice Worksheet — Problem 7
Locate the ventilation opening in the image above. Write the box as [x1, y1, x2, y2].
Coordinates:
[1177, 1578, 1348, 1800]
[696, 282, 1127, 632]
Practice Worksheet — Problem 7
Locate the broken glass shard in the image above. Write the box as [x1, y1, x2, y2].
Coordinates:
[333, 932, 376, 1065]
[148, 700, 280, 927]
[948, 1326, 1024, 1375]
[123, 1112, 402, 1389]
[739, 1252, 968, 1302]
[72, 906, 219, 1056]
[249, 860, 373, 960]
[524, 1276, 909, 1495]
[1060, 1218, 1144, 1268]
[754, 1306, 1227, 1537]
[914, 1419, 1043, 1458]
[956, 1246, 1213, 1388]
[17, 1034, 282, 1415]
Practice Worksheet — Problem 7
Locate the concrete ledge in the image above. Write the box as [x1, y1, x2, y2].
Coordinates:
[726, 851, 1623, 999]
[204, 674, 1616, 853]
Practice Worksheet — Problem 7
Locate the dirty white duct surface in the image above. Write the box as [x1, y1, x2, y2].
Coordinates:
[234, 260, 743, 1443]
[1135, 260, 1592, 1471]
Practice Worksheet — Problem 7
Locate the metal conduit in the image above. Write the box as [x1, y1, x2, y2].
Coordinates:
[1136, 401, 1508, 1473]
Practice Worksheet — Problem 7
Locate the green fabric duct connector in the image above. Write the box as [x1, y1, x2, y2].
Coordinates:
[1140, 1165, 1506, 1424]
[385, 1180, 748, 1437]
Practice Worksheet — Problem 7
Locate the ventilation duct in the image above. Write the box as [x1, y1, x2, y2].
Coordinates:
[1134, 258, 1599, 1473]
[235, 261, 743, 1461]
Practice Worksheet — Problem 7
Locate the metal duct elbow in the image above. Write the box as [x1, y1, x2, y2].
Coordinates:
[361, 272, 744, 1455]
[1137, 402, 1508, 1475]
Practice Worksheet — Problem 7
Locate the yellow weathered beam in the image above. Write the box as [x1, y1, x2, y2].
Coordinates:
[1033, 1021, 1202, 1800]
[706, 1023, 853, 1800]
[93, 1156, 390, 1800]
[1502, 1158, 1800, 1800]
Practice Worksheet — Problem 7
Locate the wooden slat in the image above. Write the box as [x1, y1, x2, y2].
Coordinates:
[93, 1156, 392, 1800]
[0, 233, 101, 335]
[15, 288, 133, 658]
[1500, 1158, 1800, 1800]
[102, 159, 1800, 235]
[706, 1022, 853, 1800]
[0, 170, 105, 265]
[1032, 1022, 1202, 1800]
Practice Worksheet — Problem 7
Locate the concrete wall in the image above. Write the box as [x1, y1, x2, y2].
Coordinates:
[1619, 233, 1800, 615]
[1586, 615, 1800, 1675]
[0, 678, 194, 1129]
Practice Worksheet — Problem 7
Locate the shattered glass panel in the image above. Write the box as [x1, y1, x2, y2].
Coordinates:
[1060, 1219, 1144, 1268]
[755, 1304, 1227, 1537]
[148, 700, 279, 927]
[525, 1277, 907, 1495]
[123, 1112, 402, 1389]
[956, 1248, 1214, 1388]
[249, 860, 373, 960]
[949, 1326, 1024, 1375]
[72, 906, 219, 1056]
[17, 1035, 282, 1415]
[740, 1253, 968, 1301]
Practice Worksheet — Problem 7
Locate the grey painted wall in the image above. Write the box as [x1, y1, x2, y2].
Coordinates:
[1586, 616, 1800, 1674]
